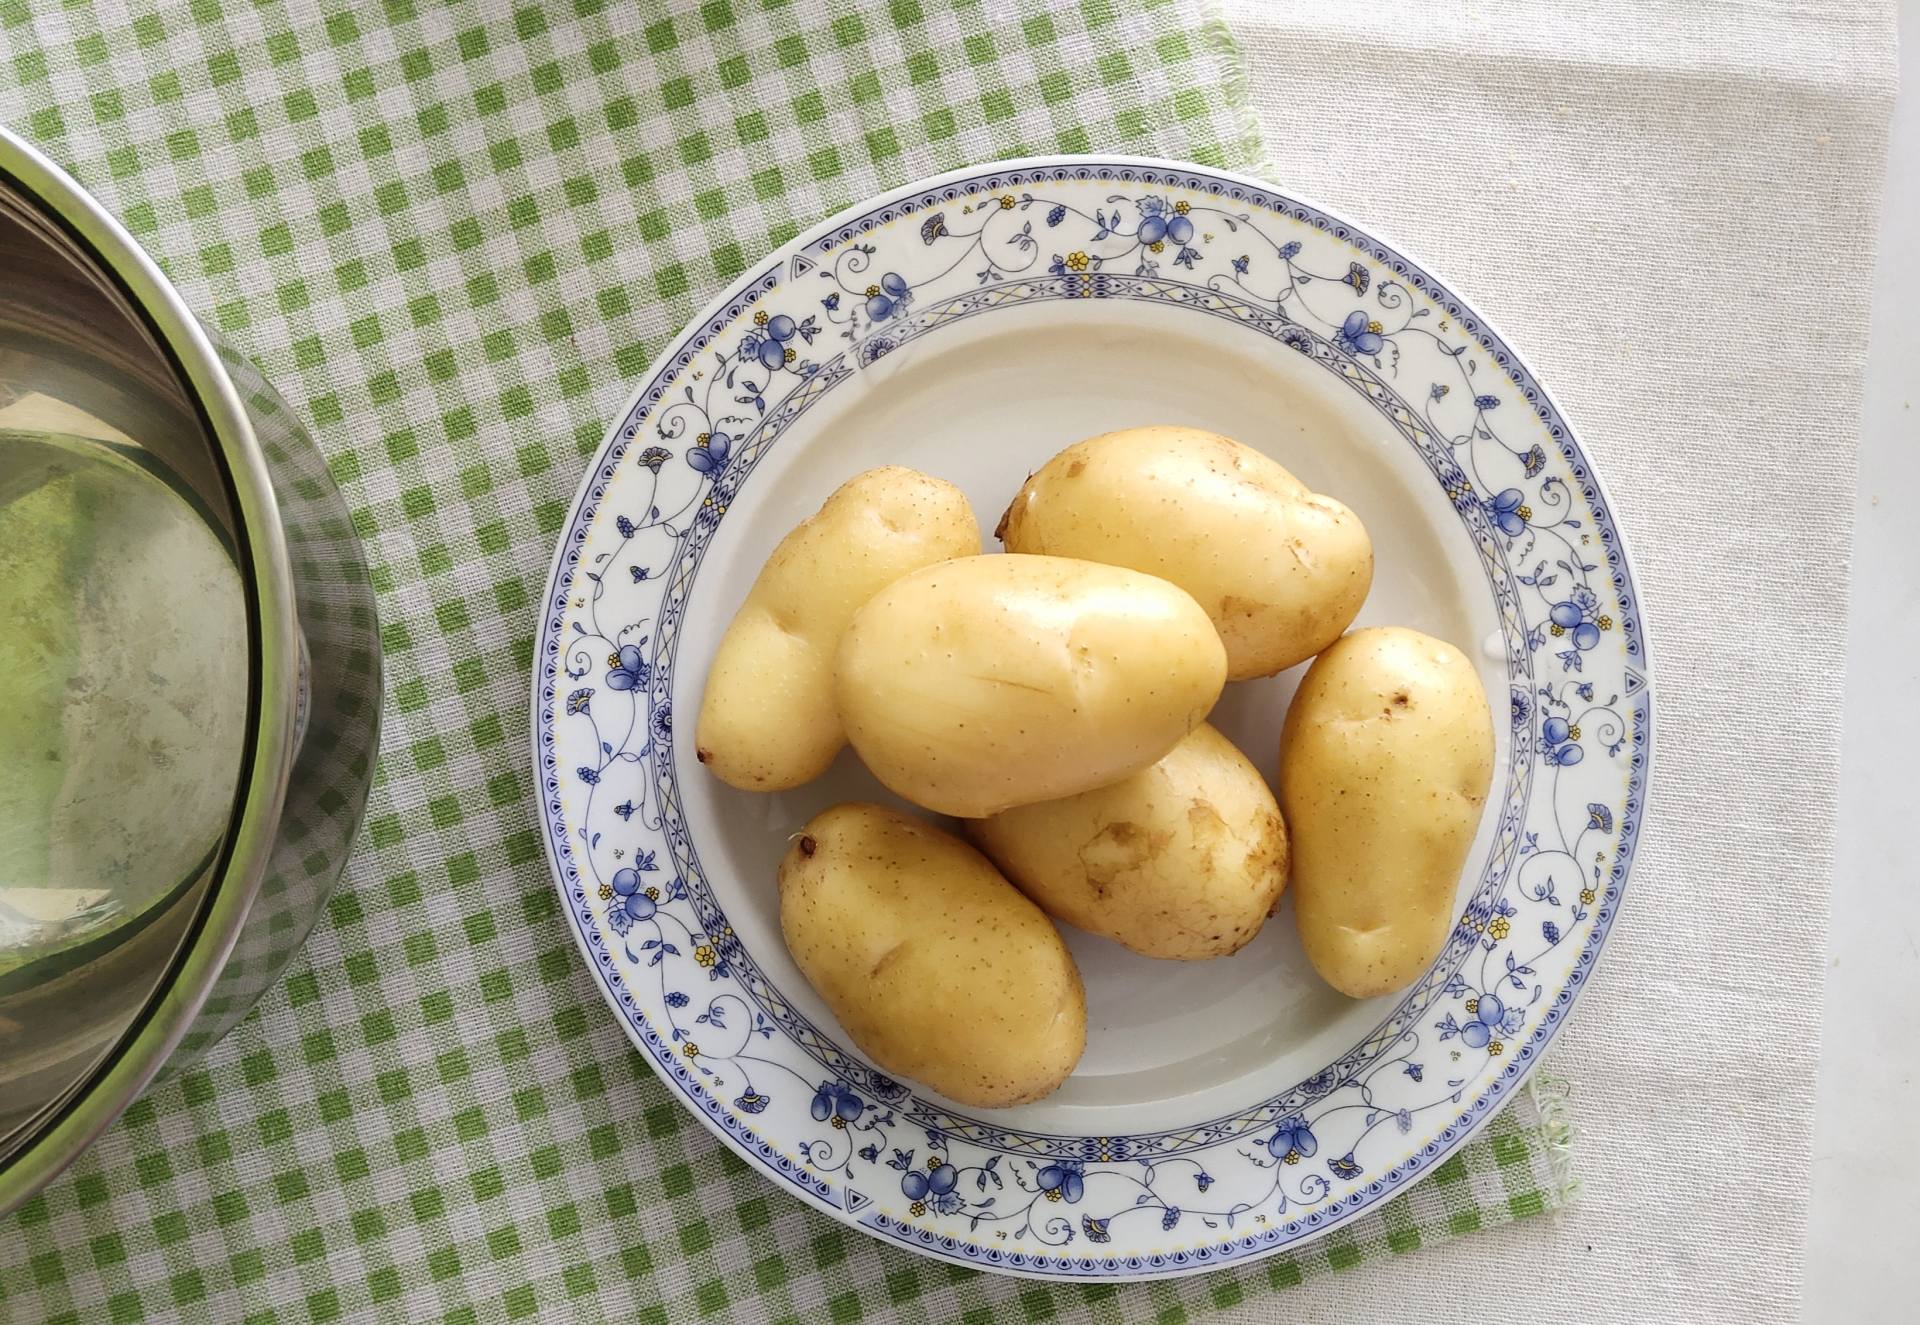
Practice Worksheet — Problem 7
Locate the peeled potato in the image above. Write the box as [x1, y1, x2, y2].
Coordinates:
[695, 467, 979, 791]
[1280, 627, 1494, 998]
[997, 425, 1372, 678]
[834, 554, 1227, 817]
[778, 803, 1085, 1107]
[969, 723, 1288, 959]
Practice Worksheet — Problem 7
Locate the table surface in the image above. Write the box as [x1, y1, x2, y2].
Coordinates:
[1808, 2, 1919, 1319]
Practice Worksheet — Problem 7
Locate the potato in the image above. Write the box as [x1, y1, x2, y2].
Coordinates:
[996, 425, 1372, 679]
[1279, 627, 1494, 998]
[835, 554, 1227, 817]
[778, 803, 1085, 1107]
[969, 723, 1288, 960]
[696, 467, 979, 790]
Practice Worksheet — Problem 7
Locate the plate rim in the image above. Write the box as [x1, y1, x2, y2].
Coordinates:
[531, 152, 1657, 1281]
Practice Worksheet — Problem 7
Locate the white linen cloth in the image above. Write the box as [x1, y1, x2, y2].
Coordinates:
[1217, 1, 1898, 1319]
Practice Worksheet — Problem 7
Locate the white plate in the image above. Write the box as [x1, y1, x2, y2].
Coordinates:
[534, 157, 1651, 1280]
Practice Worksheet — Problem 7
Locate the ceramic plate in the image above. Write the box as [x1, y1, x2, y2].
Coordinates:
[534, 156, 1651, 1281]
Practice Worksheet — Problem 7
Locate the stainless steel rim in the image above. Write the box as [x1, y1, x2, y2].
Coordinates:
[0, 126, 303, 1212]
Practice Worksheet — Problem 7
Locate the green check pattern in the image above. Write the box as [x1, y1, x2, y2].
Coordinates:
[0, 2, 1572, 1320]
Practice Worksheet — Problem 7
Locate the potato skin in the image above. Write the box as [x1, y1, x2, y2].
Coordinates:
[777, 803, 1085, 1108]
[997, 425, 1372, 679]
[969, 723, 1288, 960]
[834, 554, 1227, 817]
[696, 467, 979, 791]
[1279, 628, 1494, 999]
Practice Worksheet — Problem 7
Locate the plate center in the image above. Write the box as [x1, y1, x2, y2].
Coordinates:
[673, 299, 1506, 1137]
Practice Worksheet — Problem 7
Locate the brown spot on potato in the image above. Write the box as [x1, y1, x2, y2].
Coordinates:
[1065, 459, 1086, 477]
[869, 940, 909, 978]
[993, 498, 1015, 543]
[1204, 432, 1242, 463]
[797, 834, 817, 858]
[1186, 799, 1228, 843]
[696, 747, 712, 763]
[1076, 819, 1175, 895]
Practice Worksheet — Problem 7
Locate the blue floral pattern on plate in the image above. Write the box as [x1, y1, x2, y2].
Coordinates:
[534, 159, 1651, 1280]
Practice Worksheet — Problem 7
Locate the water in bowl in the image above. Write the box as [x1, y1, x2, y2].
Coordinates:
[0, 418, 248, 1148]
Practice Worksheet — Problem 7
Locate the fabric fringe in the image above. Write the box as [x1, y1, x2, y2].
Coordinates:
[1527, 1071, 1582, 1209]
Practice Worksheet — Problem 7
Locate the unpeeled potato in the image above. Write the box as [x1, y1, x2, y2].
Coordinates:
[834, 554, 1227, 817]
[997, 425, 1372, 678]
[1279, 627, 1494, 998]
[778, 803, 1085, 1108]
[695, 467, 979, 791]
[969, 723, 1288, 959]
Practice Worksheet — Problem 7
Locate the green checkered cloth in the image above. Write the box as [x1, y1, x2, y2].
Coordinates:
[0, 2, 1575, 1321]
